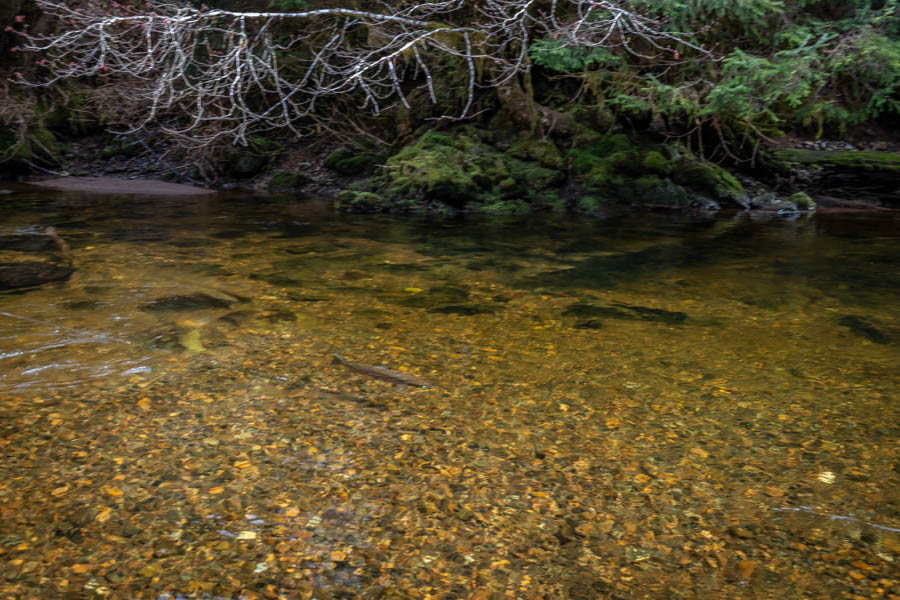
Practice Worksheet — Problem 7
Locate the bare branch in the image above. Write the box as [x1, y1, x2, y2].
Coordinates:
[8, 0, 705, 147]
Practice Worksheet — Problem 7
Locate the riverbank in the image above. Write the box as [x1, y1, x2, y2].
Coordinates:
[7, 125, 898, 219]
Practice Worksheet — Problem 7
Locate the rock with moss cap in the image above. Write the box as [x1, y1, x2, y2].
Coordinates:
[508, 137, 565, 170]
[670, 157, 748, 208]
[335, 190, 388, 213]
[789, 192, 816, 211]
[324, 148, 381, 176]
[268, 171, 310, 192]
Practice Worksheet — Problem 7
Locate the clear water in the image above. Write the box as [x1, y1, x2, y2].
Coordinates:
[1, 188, 898, 599]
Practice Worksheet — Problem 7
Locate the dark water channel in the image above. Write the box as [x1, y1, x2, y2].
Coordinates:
[1, 188, 898, 599]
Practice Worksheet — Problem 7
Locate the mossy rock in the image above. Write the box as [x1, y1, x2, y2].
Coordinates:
[323, 148, 380, 176]
[485, 112, 521, 150]
[642, 151, 671, 176]
[470, 197, 532, 215]
[385, 138, 485, 206]
[508, 137, 564, 170]
[249, 136, 282, 154]
[635, 176, 664, 194]
[335, 190, 388, 213]
[788, 192, 816, 210]
[417, 131, 456, 149]
[572, 129, 605, 148]
[570, 105, 615, 133]
[638, 178, 717, 210]
[671, 157, 747, 208]
[575, 195, 607, 214]
[771, 149, 900, 172]
[568, 134, 635, 174]
[505, 158, 564, 191]
[268, 171, 310, 191]
[344, 130, 567, 215]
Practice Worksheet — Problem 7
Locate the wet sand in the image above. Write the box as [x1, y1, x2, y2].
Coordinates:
[28, 176, 215, 195]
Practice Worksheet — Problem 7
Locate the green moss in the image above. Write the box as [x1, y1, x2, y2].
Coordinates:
[29, 124, 59, 157]
[606, 150, 643, 175]
[417, 131, 454, 148]
[470, 198, 532, 215]
[572, 129, 604, 148]
[388, 142, 480, 205]
[549, 193, 569, 212]
[384, 175, 414, 199]
[335, 190, 387, 213]
[508, 138, 564, 170]
[638, 179, 693, 208]
[324, 148, 380, 176]
[789, 192, 816, 210]
[0, 126, 22, 159]
[384, 133, 521, 206]
[635, 176, 664, 193]
[772, 149, 900, 172]
[355, 129, 569, 214]
[576, 196, 606, 213]
[642, 151, 671, 176]
[568, 134, 636, 175]
[268, 171, 310, 191]
[324, 148, 353, 169]
[505, 158, 563, 191]
[591, 134, 633, 156]
[671, 157, 746, 205]
[249, 136, 282, 154]
[570, 105, 615, 132]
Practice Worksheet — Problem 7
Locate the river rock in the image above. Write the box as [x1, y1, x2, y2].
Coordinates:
[838, 315, 891, 344]
[749, 192, 780, 209]
[0, 258, 73, 289]
[139, 292, 239, 312]
[0, 230, 75, 290]
[788, 192, 816, 210]
[0, 232, 58, 253]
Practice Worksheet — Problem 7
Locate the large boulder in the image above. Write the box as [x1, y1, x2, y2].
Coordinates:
[568, 136, 746, 211]
[335, 130, 566, 214]
[671, 157, 749, 208]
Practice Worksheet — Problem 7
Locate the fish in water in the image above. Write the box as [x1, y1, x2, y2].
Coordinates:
[332, 354, 433, 387]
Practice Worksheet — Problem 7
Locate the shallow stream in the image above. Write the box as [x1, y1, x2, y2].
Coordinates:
[1, 188, 898, 599]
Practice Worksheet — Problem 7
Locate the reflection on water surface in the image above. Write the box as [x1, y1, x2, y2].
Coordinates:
[1, 189, 898, 599]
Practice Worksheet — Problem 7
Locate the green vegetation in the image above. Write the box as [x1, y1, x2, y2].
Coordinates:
[268, 171, 310, 191]
[771, 149, 900, 172]
[2, 0, 897, 210]
[529, 0, 900, 153]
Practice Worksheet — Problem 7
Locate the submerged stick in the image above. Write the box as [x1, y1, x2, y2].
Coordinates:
[332, 354, 433, 388]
